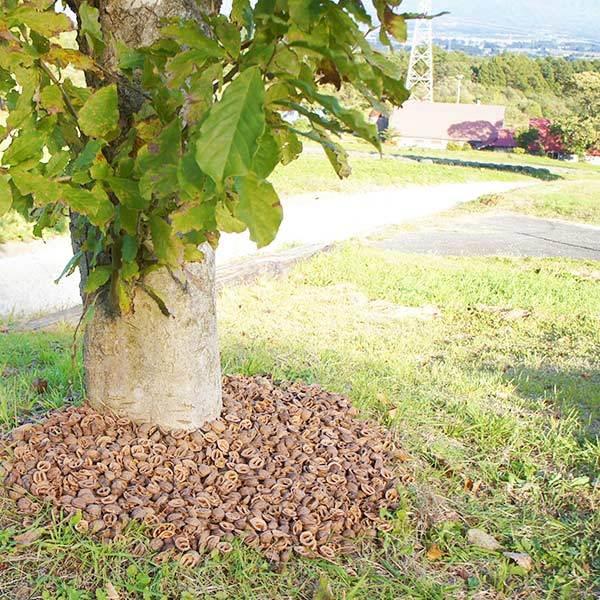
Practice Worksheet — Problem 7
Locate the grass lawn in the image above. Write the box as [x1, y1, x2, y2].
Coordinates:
[457, 175, 600, 225]
[270, 153, 531, 197]
[1, 244, 598, 599]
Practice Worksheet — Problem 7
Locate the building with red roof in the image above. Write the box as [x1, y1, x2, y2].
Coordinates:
[390, 101, 516, 151]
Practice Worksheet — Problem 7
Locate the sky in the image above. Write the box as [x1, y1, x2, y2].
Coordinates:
[398, 0, 600, 42]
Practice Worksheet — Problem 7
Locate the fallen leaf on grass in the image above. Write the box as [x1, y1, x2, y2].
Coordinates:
[464, 478, 483, 494]
[467, 528, 502, 551]
[393, 448, 411, 462]
[31, 378, 48, 394]
[105, 581, 120, 600]
[426, 544, 443, 560]
[503, 551, 533, 571]
[13, 528, 43, 546]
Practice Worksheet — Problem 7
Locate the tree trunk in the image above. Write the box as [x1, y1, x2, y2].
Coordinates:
[76, 0, 222, 429]
[84, 247, 222, 430]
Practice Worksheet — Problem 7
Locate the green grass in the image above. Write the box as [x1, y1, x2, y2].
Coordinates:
[1, 245, 598, 598]
[270, 153, 530, 197]
[458, 176, 600, 225]
[0, 211, 69, 244]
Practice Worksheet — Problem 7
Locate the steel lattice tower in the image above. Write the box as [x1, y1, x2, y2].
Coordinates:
[405, 0, 434, 102]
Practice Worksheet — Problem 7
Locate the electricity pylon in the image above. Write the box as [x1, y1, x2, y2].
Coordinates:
[405, 0, 434, 102]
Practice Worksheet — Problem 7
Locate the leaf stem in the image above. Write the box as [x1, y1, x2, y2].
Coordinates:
[38, 59, 87, 142]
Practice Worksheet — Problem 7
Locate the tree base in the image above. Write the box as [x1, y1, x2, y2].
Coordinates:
[1, 376, 406, 564]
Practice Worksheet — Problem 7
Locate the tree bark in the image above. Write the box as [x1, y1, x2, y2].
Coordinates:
[84, 246, 222, 429]
[78, 0, 223, 429]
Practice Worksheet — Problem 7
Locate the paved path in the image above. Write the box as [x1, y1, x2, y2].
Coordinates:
[374, 212, 600, 260]
[0, 180, 529, 318]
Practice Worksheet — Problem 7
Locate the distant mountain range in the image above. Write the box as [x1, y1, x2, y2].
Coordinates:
[401, 0, 600, 44]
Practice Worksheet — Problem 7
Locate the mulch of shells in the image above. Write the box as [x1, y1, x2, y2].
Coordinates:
[1, 375, 406, 565]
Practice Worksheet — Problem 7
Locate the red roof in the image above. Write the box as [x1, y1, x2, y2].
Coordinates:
[390, 101, 507, 144]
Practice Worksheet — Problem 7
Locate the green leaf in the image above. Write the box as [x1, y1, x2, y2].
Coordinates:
[84, 265, 112, 294]
[196, 67, 265, 185]
[161, 22, 225, 57]
[136, 120, 181, 200]
[9, 8, 72, 36]
[3, 127, 44, 166]
[172, 202, 215, 234]
[0, 175, 13, 217]
[288, 0, 322, 31]
[383, 8, 407, 43]
[78, 85, 120, 140]
[272, 126, 302, 165]
[177, 148, 206, 200]
[70, 139, 105, 174]
[54, 250, 83, 284]
[236, 172, 282, 248]
[79, 2, 105, 56]
[121, 234, 138, 262]
[150, 216, 183, 265]
[231, 0, 254, 33]
[252, 129, 280, 178]
[216, 201, 246, 233]
[290, 79, 380, 149]
[45, 150, 71, 178]
[11, 171, 60, 205]
[46, 46, 98, 73]
[7, 69, 39, 131]
[106, 177, 147, 209]
[299, 128, 351, 178]
[39, 85, 65, 114]
[214, 16, 241, 58]
[117, 206, 139, 235]
[63, 185, 114, 227]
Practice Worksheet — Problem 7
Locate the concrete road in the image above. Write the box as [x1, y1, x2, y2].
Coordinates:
[374, 212, 600, 260]
[0, 180, 529, 318]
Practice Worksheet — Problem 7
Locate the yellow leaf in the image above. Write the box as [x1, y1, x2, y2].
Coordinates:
[426, 544, 443, 561]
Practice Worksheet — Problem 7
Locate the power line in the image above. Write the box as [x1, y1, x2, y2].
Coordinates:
[406, 0, 434, 102]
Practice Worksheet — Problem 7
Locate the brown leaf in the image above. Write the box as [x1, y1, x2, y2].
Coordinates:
[467, 528, 502, 551]
[31, 378, 48, 394]
[426, 544, 443, 560]
[105, 581, 120, 600]
[503, 551, 533, 571]
[393, 448, 411, 462]
[464, 478, 483, 494]
[316, 60, 341, 90]
[13, 528, 43, 546]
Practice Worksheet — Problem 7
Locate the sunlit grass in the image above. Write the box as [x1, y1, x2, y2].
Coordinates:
[457, 176, 600, 225]
[0, 245, 598, 598]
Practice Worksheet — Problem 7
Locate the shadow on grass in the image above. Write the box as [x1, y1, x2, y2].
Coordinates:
[502, 364, 599, 438]
[400, 154, 562, 182]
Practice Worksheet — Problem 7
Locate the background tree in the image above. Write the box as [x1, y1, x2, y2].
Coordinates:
[0, 0, 414, 428]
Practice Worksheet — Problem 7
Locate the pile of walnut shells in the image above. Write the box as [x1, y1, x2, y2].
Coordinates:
[2, 376, 404, 564]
